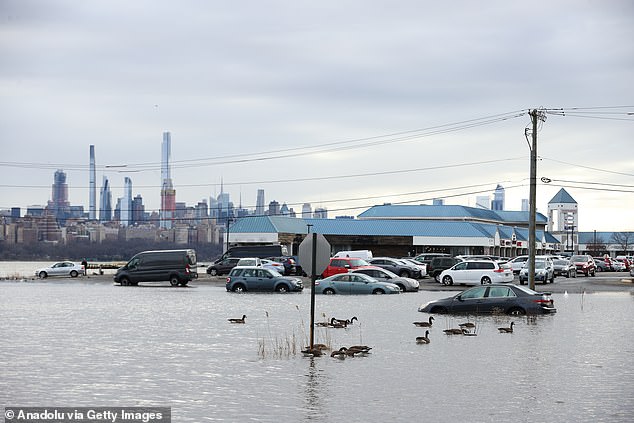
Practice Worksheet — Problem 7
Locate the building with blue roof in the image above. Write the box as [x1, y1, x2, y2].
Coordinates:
[227, 204, 561, 258]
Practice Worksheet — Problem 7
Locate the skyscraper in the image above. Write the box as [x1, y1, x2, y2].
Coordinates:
[89, 145, 96, 220]
[160, 132, 176, 229]
[99, 176, 112, 221]
[256, 189, 265, 216]
[120, 177, 133, 227]
[302, 203, 312, 218]
[491, 184, 505, 211]
[48, 169, 70, 223]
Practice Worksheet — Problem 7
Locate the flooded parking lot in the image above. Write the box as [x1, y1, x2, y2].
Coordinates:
[1, 279, 633, 422]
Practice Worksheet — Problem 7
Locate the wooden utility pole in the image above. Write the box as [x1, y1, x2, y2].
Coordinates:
[528, 109, 546, 291]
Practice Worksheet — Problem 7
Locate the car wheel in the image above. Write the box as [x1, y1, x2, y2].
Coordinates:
[396, 283, 406, 292]
[442, 275, 453, 286]
[119, 277, 130, 286]
[323, 288, 335, 295]
[434, 273, 440, 283]
[232, 283, 246, 293]
[372, 288, 385, 295]
[399, 270, 410, 278]
[591, 269, 596, 277]
[550, 274, 555, 283]
[596, 266, 602, 272]
[209, 268, 218, 276]
[481, 276, 491, 285]
[169, 276, 180, 286]
[276, 284, 289, 293]
[572, 270, 577, 278]
[70, 270, 78, 278]
[508, 307, 526, 316]
[38, 271, 48, 279]
[519, 279, 525, 285]
[180, 281, 189, 287]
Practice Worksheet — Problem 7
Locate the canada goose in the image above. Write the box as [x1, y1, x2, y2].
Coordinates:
[332, 316, 357, 325]
[413, 316, 435, 327]
[498, 322, 515, 333]
[416, 330, 431, 344]
[304, 343, 329, 351]
[443, 328, 465, 335]
[301, 347, 324, 357]
[347, 345, 371, 353]
[459, 322, 476, 329]
[228, 314, 246, 323]
[330, 347, 348, 358]
[462, 331, 478, 336]
[329, 318, 348, 328]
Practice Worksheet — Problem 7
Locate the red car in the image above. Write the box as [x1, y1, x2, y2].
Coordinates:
[321, 257, 372, 278]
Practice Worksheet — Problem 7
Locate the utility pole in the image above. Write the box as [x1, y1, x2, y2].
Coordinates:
[528, 109, 546, 291]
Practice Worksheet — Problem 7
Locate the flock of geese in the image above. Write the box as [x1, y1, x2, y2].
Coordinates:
[412, 316, 516, 344]
[227, 312, 516, 357]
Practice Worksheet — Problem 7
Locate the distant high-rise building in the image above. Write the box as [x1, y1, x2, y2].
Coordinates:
[132, 194, 145, 224]
[313, 207, 328, 219]
[302, 203, 312, 218]
[89, 145, 96, 220]
[99, 176, 112, 221]
[280, 203, 290, 216]
[120, 177, 133, 226]
[476, 196, 490, 209]
[521, 199, 529, 212]
[160, 132, 176, 229]
[268, 200, 280, 216]
[491, 184, 505, 211]
[256, 189, 265, 216]
[432, 198, 444, 206]
[48, 169, 71, 224]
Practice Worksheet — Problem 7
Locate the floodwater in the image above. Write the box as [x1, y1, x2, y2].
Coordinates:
[1, 279, 633, 423]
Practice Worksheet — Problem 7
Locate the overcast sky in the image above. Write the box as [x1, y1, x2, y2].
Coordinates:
[1, 0, 633, 231]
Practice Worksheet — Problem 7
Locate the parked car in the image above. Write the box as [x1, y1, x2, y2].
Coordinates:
[400, 258, 428, 277]
[261, 259, 285, 273]
[507, 255, 529, 275]
[593, 257, 610, 272]
[615, 257, 631, 271]
[114, 249, 198, 286]
[570, 255, 596, 277]
[35, 261, 84, 278]
[314, 272, 401, 295]
[427, 256, 463, 282]
[418, 284, 557, 315]
[439, 260, 514, 286]
[611, 259, 626, 272]
[236, 257, 263, 267]
[519, 257, 555, 284]
[367, 257, 422, 278]
[207, 257, 240, 276]
[268, 256, 297, 275]
[552, 258, 576, 278]
[321, 257, 372, 278]
[413, 253, 450, 265]
[630, 266, 634, 278]
[351, 266, 420, 292]
[225, 266, 303, 293]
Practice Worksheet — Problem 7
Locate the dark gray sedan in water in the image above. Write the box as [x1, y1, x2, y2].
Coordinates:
[418, 284, 556, 315]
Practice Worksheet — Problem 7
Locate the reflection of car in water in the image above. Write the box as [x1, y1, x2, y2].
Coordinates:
[418, 284, 556, 315]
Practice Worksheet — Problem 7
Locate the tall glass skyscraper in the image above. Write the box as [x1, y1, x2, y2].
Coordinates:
[120, 177, 133, 226]
[99, 176, 112, 221]
[160, 132, 176, 229]
[89, 145, 96, 220]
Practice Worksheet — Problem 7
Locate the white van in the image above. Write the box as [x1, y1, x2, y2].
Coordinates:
[333, 250, 374, 260]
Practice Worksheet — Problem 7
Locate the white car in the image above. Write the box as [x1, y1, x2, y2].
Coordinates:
[400, 258, 428, 277]
[261, 259, 285, 273]
[507, 255, 529, 274]
[439, 260, 514, 286]
[236, 257, 263, 267]
[351, 266, 420, 292]
[35, 261, 84, 278]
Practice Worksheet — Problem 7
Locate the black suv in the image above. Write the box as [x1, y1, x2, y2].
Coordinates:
[427, 256, 462, 282]
[206, 257, 240, 276]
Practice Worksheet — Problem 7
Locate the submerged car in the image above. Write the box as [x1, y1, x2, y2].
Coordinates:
[418, 284, 556, 315]
[314, 272, 401, 295]
[225, 266, 303, 293]
[36, 261, 85, 278]
[351, 266, 420, 292]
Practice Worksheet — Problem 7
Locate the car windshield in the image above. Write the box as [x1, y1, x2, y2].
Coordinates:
[349, 259, 369, 266]
[554, 259, 568, 265]
[534, 261, 547, 269]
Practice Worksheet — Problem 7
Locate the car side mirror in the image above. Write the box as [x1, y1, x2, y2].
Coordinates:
[457, 295, 463, 301]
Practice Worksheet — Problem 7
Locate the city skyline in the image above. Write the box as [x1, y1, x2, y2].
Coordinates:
[1, 2, 632, 231]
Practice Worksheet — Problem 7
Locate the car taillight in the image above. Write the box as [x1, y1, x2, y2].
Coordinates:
[185, 264, 191, 273]
[533, 299, 553, 305]
[226, 277, 231, 283]
[494, 268, 504, 273]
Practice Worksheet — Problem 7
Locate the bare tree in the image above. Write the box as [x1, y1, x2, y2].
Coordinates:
[611, 232, 633, 254]
[586, 236, 606, 255]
